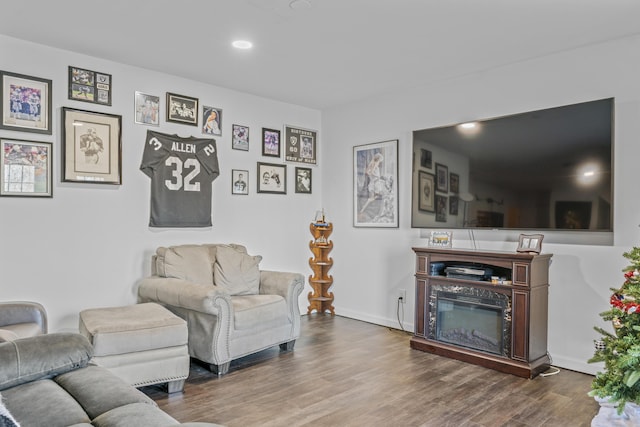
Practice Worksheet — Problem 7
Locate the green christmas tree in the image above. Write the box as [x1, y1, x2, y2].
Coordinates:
[589, 247, 640, 413]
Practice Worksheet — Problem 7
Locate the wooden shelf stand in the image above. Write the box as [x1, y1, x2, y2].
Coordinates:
[308, 222, 334, 315]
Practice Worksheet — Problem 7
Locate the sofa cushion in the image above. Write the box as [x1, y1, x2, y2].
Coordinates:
[0, 329, 18, 343]
[0, 392, 20, 427]
[54, 365, 156, 420]
[92, 402, 178, 427]
[214, 245, 262, 295]
[1, 379, 92, 426]
[156, 245, 216, 285]
[0, 333, 93, 391]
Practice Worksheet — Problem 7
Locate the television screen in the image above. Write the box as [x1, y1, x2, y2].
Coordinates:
[411, 98, 614, 231]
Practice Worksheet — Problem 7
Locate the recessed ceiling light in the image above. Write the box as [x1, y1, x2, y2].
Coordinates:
[459, 122, 477, 129]
[289, 0, 311, 10]
[232, 40, 253, 50]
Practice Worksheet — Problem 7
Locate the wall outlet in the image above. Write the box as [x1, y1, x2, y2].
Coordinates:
[398, 289, 406, 303]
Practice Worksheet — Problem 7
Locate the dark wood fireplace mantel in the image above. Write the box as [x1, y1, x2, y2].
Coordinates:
[411, 247, 552, 379]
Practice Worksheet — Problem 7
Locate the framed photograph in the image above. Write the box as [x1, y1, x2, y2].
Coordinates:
[1, 138, 52, 197]
[435, 163, 448, 192]
[202, 105, 222, 136]
[450, 172, 459, 193]
[555, 201, 592, 229]
[435, 194, 447, 222]
[517, 233, 544, 254]
[284, 125, 317, 165]
[134, 91, 159, 126]
[0, 70, 52, 134]
[231, 169, 249, 195]
[429, 231, 452, 248]
[69, 66, 111, 106]
[232, 124, 249, 151]
[262, 128, 281, 157]
[354, 139, 399, 228]
[418, 171, 435, 212]
[295, 167, 312, 194]
[257, 162, 286, 194]
[62, 108, 122, 184]
[449, 196, 459, 215]
[420, 149, 432, 169]
[166, 92, 198, 126]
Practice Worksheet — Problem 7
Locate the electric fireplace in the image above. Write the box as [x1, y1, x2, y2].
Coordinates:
[429, 285, 511, 357]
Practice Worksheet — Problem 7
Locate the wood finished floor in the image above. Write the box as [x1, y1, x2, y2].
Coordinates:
[141, 314, 599, 427]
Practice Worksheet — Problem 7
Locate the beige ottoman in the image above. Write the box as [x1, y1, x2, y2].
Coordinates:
[79, 302, 189, 393]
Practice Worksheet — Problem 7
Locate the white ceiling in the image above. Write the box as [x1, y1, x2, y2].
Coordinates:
[1, 0, 639, 110]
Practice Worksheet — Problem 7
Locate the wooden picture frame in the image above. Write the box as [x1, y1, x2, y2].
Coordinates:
[68, 66, 112, 106]
[202, 105, 222, 136]
[284, 125, 317, 165]
[166, 92, 198, 126]
[62, 108, 122, 184]
[436, 163, 448, 193]
[418, 171, 435, 212]
[295, 167, 312, 193]
[353, 139, 399, 228]
[231, 169, 249, 195]
[1, 138, 52, 197]
[134, 91, 159, 126]
[517, 233, 544, 254]
[232, 124, 249, 151]
[0, 70, 52, 134]
[257, 162, 286, 194]
[262, 128, 281, 157]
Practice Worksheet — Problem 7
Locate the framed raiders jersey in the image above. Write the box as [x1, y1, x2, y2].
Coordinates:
[140, 130, 219, 227]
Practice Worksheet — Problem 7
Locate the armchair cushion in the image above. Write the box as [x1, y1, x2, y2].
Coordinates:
[213, 245, 262, 295]
[156, 245, 216, 285]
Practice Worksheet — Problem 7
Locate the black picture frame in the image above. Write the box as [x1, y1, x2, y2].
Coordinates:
[0, 138, 52, 197]
[435, 194, 447, 222]
[436, 163, 448, 193]
[68, 66, 112, 106]
[450, 172, 459, 194]
[284, 125, 317, 165]
[262, 128, 281, 157]
[420, 148, 432, 169]
[449, 195, 459, 215]
[418, 171, 435, 212]
[295, 167, 312, 194]
[166, 92, 198, 126]
[257, 162, 286, 194]
[0, 70, 52, 134]
[231, 169, 249, 195]
[232, 124, 249, 151]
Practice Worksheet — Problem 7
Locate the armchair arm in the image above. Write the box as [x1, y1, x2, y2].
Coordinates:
[259, 271, 304, 301]
[0, 301, 47, 334]
[137, 276, 231, 315]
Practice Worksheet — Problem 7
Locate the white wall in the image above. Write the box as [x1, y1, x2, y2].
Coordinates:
[322, 35, 640, 375]
[0, 35, 322, 331]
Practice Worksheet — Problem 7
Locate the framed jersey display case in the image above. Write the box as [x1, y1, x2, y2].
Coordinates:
[62, 108, 122, 184]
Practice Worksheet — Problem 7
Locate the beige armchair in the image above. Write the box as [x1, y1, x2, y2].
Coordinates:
[0, 301, 47, 342]
[138, 244, 304, 375]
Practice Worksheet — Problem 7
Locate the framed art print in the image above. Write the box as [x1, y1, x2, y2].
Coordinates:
[450, 172, 459, 194]
[202, 106, 222, 136]
[166, 92, 198, 126]
[429, 231, 452, 248]
[257, 162, 286, 194]
[232, 124, 249, 151]
[0, 70, 52, 134]
[68, 66, 112, 106]
[517, 233, 544, 254]
[262, 128, 281, 157]
[353, 139, 398, 228]
[62, 108, 122, 184]
[435, 163, 448, 193]
[134, 91, 159, 126]
[1, 138, 52, 197]
[418, 171, 435, 212]
[295, 167, 312, 194]
[231, 169, 249, 195]
[284, 125, 317, 165]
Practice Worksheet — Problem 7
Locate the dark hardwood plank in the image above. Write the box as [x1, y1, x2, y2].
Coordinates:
[141, 314, 598, 426]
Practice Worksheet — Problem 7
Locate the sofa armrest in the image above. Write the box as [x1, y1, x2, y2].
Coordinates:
[0, 301, 47, 334]
[259, 271, 304, 299]
[137, 276, 231, 315]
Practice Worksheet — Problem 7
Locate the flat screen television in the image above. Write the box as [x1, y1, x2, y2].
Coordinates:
[411, 98, 614, 231]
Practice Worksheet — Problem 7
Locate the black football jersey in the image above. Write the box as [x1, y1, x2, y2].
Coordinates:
[140, 130, 220, 227]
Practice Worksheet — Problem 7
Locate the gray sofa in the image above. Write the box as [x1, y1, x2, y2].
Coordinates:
[138, 243, 305, 375]
[0, 333, 220, 427]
